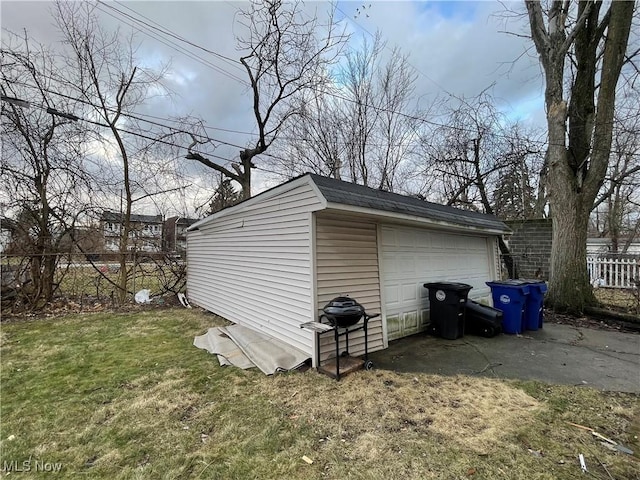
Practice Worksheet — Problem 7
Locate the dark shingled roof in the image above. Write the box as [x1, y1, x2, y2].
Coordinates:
[101, 211, 163, 223]
[308, 174, 509, 233]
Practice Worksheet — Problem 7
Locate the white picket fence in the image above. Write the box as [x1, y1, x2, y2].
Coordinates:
[587, 255, 640, 289]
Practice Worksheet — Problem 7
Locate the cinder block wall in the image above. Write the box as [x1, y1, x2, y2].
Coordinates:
[503, 219, 552, 279]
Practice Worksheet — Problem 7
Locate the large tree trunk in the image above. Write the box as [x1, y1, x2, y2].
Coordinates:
[526, 0, 634, 313]
[548, 179, 593, 311]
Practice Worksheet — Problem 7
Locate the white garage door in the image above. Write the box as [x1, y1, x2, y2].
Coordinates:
[381, 225, 495, 341]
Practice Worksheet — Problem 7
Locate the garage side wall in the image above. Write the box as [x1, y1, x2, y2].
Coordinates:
[315, 214, 384, 362]
[187, 183, 323, 354]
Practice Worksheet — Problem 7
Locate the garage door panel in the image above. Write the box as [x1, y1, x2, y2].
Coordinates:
[402, 311, 419, 336]
[382, 225, 494, 341]
[385, 285, 400, 305]
[401, 282, 418, 303]
[386, 314, 401, 338]
[381, 228, 396, 246]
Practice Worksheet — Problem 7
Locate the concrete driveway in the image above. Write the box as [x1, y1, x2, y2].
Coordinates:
[369, 323, 640, 393]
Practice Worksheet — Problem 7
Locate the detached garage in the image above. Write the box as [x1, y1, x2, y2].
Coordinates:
[187, 173, 509, 366]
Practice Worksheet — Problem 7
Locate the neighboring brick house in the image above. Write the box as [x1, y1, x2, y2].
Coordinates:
[503, 219, 552, 279]
[163, 216, 198, 254]
[100, 211, 163, 252]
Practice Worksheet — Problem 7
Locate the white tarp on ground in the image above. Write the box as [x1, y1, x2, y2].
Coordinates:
[193, 324, 309, 375]
[193, 327, 254, 369]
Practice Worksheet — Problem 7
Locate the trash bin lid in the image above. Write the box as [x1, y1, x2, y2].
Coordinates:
[423, 282, 473, 291]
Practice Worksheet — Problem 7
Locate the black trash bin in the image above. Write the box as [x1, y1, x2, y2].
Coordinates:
[423, 282, 473, 340]
[464, 299, 503, 337]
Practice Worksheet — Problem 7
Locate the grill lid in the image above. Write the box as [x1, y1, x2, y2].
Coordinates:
[323, 296, 365, 317]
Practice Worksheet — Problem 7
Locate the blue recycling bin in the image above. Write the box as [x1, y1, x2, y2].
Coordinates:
[486, 280, 530, 334]
[522, 281, 548, 331]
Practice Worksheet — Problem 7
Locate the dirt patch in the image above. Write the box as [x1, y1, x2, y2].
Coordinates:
[544, 308, 639, 334]
[0, 294, 189, 323]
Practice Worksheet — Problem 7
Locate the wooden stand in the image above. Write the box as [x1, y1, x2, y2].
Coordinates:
[318, 355, 364, 379]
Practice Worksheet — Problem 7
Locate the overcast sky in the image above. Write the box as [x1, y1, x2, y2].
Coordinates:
[1, 0, 546, 215]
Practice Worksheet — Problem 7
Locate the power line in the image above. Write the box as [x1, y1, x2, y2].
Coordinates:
[110, 0, 242, 68]
[10, 78, 640, 159]
[6, 98, 234, 163]
[7, 79, 440, 150]
[87, 1, 538, 144]
[94, 2, 247, 85]
[6, 80, 252, 150]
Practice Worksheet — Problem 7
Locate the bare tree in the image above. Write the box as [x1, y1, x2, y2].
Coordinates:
[418, 92, 543, 277]
[54, 1, 176, 303]
[274, 32, 422, 192]
[341, 34, 421, 191]
[271, 92, 346, 180]
[420, 92, 542, 215]
[186, 0, 346, 199]
[526, 0, 635, 312]
[590, 92, 640, 252]
[1, 33, 91, 309]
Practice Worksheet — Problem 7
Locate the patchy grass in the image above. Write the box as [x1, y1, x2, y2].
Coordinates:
[595, 287, 639, 314]
[1, 309, 639, 479]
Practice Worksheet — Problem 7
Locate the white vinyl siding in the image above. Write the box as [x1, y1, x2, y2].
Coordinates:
[381, 225, 496, 340]
[315, 213, 384, 362]
[187, 182, 323, 355]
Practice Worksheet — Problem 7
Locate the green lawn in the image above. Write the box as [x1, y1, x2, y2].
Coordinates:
[1, 308, 638, 479]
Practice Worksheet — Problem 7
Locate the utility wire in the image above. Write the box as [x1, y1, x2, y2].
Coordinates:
[94, 2, 247, 85]
[89, 2, 516, 139]
[23, 0, 629, 155]
[85, 2, 547, 145]
[6, 80, 250, 150]
[7, 79, 640, 159]
[15, 99, 232, 162]
[2, 95, 305, 168]
[109, 0, 242, 68]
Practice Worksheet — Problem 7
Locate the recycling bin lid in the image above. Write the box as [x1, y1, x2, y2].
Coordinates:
[486, 280, 531, 294]
[486, 280, 529, 286]
[423, 282, 473, 291]
[520, 279, 548, 293]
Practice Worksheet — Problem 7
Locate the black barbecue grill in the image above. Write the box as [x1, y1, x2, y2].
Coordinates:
[301, 295, 379, 380]
[322, 296, 366, 327]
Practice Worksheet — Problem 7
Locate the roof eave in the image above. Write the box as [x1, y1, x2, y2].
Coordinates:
[324, 203, 510, 235]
